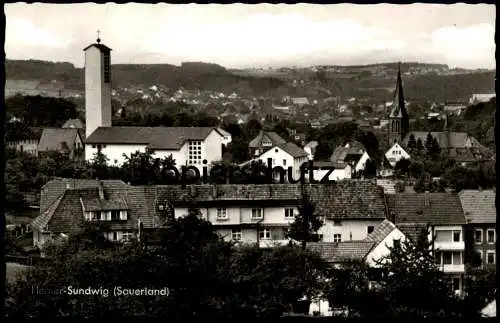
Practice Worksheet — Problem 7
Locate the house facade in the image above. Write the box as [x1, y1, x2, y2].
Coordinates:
[37, 128, 84, 160]
[312, 162, 352, 182]
[248, 130, 287, 157]
[459, 190, 496, 272]
[256, 142, 309, 180]
[329, 141, 371, 173]
[82, 38, 227, 170]
[387, 192, 467, 295]
[385, 142, 411, 167]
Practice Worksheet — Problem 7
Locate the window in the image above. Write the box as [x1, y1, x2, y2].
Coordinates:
[367, 226, 375, 234]
[216, 208, 227, 219]
[188, 140, 202, 165]
[92, 144, 96, 149]
[443, 252, 452, 265]
[112, 232, 117, 241]
[259, 229, 271, 240]
[475, 229, 483, 244]
[486, 251, 495, 265]
[111, 210, 120, 220]
[333, 220, 342, 226]
[272, 159, 275, 165]
[452, 252, 462, 265]
[333, 234, 342, 243]
[487, 229, 495, 244]
[231, 229, 242, 241]
[283, 159, 287, 166]
[252, 208, 263, 219]
[393, 239, 401, 249]
[453, 230, 461, 242]
[284, 208, 295, 219]
[103, 52, 111, 84]
[475, 251, 483, 268]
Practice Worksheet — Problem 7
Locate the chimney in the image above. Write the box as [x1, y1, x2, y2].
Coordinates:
[424, 191, 430, 207]
[98, 181, 105, 200]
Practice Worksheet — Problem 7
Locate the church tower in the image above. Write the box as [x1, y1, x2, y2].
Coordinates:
[84, 32, 112, 139]
[388, 63, 409, 145]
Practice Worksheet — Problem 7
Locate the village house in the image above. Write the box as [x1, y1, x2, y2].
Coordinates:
[37, 128, 85, 160]
[384, 142, 411, 167]
[387, 192, 467, 295]
[248, 130, 287, 157]
[459, 189, 496, 272]
[255, 142, 309, 180]
[311, 161, 352, 182]
[81, 37, 228, 170]
[329, 141, 370, 175]
[304, 141, 318, 160]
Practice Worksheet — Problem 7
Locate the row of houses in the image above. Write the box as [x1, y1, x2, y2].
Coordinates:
[30, 179, 496, 295]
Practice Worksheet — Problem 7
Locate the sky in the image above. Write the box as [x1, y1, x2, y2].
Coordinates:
[5, 3, 496, 69]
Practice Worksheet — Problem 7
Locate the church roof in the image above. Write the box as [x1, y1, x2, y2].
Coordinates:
[85, 126, 222, 150]
[83, 43, 112, 52]
[402, 131, 482, 149]
[389, 64, 409, 119]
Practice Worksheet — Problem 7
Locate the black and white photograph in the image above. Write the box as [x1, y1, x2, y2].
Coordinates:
[4, 2, 496, 319]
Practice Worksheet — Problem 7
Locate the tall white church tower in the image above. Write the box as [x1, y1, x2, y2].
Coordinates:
[84, 33, 112, 139]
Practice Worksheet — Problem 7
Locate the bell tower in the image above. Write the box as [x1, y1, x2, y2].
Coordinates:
[84, 31, 112, 139]
[388, 62, 409, 145]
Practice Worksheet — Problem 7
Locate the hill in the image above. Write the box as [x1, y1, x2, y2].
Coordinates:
[5, 59, 286, 96]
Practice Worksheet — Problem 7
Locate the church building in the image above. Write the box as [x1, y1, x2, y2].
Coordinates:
[82, 35, 229, 169]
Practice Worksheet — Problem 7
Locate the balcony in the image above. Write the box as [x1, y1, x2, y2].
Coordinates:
[440, 264, 465, 273]
[434, 241, 465, 251]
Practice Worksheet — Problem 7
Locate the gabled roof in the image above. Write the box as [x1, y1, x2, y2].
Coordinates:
[307, 241, 375, 263]
[40, 178, 128, 215]
[32, 185, 156, 233]
[458, 190, 496, 224]
[330, 143, 366, 164]
[62, 119, 84, 129]
[85, 126, 219, 150]
[387, 193, 466, 226]
[248, 130, 286, 148]
[216, 127, 231, 137]
[365, 219, 397, 245]
[37, 128, 81, 152]
[403, 131, 482, 149]
[275, 142, 309, 158]
[395, 223, 428, 243]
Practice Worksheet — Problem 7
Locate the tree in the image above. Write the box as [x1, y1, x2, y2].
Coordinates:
[287, 186, 323, 249]
[373, 230, 462, 318]
[364, 159, 377, 178]
[425, 133, 434, 156]
[407, 134, 417, 151]
[416, 138, 424, 154]
[314, 141, 332, 161]
[430, 137, 441, 159]
[394, 158, 411, 177]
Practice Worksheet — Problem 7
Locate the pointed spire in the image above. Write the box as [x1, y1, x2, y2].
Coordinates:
[389, 62, 408, 119]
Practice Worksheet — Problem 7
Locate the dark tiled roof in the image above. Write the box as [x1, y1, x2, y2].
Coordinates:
[83, 43, 112, 52]
[396, 223, 428, 243]
[365, 219, 396, 245]
[85, 126, 218, 149]
[307, 241, 375, 263]
[329, 142, 365, 164]
[62, 119, 84, 129]
[248, 130, 286, 148]
[33, 186, 157, 233]
[276, 142, 308, 158]
[81, 197, 128, 211]
[37, 128, 81, 152]
[40, 178, 128, 215]
[458, 190, 496, 224]
[388, 193, 466, 226]
[155, 181, 387, 220]
[403, 131, 482, 149]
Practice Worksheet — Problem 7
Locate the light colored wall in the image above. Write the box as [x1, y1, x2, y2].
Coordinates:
[355, 151, 371, 172]
[319, 219, 385, 242]
[366, 227, 406, 267]
[204, 129, 225, 166]
[85, 46, 111, 139]
[85, 143, 148, 165]
[385, 143, 411, 167]
[313, 165, 352, 181]
[104, 231, 134, 242]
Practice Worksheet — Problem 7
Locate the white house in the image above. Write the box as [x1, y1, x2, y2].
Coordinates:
[364, 219, 407, 267]
[470, 93, 495, 105]
[385, 142, 411, 167]
[216, 127, 232, 146]
[330, 141, 371, 173]
[82, 38, 227, 171]
[311, 161, 352, 182]
[304, 141, 318, 160]
[256, 142, 309, 181]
